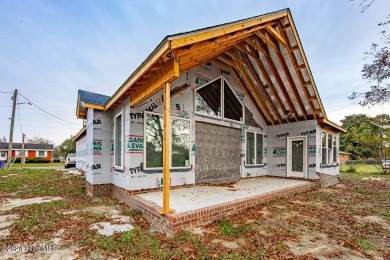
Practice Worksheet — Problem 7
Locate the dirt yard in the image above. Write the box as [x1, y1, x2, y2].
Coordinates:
[0, 168, 389, 259]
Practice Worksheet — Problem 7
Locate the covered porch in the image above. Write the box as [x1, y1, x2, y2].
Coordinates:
[115, 177, 316, 235]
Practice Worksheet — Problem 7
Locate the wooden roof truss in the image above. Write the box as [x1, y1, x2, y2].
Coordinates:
[104, 10, 329, 127]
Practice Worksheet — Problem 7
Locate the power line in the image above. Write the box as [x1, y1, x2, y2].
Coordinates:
[0, 91, 14, 94]
[18, 92, 79, 125]
[17, 103, 24, 134]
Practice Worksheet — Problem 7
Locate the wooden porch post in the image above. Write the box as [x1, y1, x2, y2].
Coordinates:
[159, 82, 174, 214]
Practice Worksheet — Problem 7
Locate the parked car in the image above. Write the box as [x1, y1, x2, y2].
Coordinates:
[51, 158, 61, 163]
[65, 153, 76, 168]
[382, 160, 390, 169]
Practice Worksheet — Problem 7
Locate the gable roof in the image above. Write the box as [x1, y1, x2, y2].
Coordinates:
[75, 8, 344, 132]
[0, 143, 54, 150]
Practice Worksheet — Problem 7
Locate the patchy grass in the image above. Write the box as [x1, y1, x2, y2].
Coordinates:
[219, 218, 251, 237]
[357, 238, 375, 250]
[340, 164, 382, 174]
[10, 162, 64, 168]
[0, 168, 83, 198]
[122, 209, 142, 216]
[1, 168, 389, 259]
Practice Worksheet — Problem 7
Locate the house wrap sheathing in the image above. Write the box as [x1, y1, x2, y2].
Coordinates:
[74, 9, 345, 201]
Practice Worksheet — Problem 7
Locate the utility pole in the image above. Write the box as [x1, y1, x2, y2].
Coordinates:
[21, 133, 25, 169]
[6, 89, 18, 169]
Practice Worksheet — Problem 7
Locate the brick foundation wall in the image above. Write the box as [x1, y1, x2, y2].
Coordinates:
[85, 182, 113, 197]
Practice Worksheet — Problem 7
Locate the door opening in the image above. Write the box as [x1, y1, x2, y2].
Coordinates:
[287, 136, 307, 178]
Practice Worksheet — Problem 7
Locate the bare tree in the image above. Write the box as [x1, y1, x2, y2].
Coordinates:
[27, 136, 52, 144]
[349, 0, 390, 106]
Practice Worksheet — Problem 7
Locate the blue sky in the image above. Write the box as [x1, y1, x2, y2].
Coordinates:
[0, 0, 389, 146]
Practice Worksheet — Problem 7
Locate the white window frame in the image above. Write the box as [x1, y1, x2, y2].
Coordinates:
[37, 151, 46, 157]
[0, 151, 6, 158]
[114, 111, 124, 170]
[321, 130, 337, 166]
[195, 76, 223, 120]
[144, 112, 192, 170]
[194, 76, 244, 123]
[246, 131, 264, 166]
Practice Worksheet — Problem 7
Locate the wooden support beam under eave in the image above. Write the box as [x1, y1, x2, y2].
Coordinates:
[130, 58, 179, 107]
[265, 24, 287, 48]
[254, 31, 279, 52]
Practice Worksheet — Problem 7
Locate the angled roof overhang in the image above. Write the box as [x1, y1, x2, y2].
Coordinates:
[76, 90, 110, 119]
[79, 8, 344, 131]
[73, 126, 86, 142]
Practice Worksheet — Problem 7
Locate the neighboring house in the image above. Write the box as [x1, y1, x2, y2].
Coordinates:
[0, 142, 54, 161]
[74, 9, 345, 199]
[339, 151, 352, 165]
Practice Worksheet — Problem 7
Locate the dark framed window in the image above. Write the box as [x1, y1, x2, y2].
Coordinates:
[195, 76, 243, 123]
[144, 112, 191, 169]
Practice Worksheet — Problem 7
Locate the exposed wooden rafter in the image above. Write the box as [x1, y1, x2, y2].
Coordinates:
[276, 21, 318, 118]
[265, 29, 308, 120]
[242, 43, 289, 122]
[233, 48, 283, 124]
[253, 37, 299, 121]
[131, 57, 179, 107]
[227, 51, 275, 125]
[228, 65, 269, 125]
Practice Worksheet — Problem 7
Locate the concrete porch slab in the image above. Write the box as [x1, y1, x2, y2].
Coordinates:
[138, 177, 311, 213]
[115, 177, 317, 235]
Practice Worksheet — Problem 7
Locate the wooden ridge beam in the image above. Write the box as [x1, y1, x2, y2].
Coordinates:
[175, 24, 268, 58]
[170, 11, 288, 48]
[179, 32, 253, 61]
[131, 58, 179, 107]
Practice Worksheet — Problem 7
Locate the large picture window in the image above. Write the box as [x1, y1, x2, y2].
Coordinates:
[114, 113, 123, 168]
[195, 76, 243, 123]
[144, 112, 191, 169]
[145, 113, 164, 168]
[246, 131, 264, 165]
[321, 131, 337, 166]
